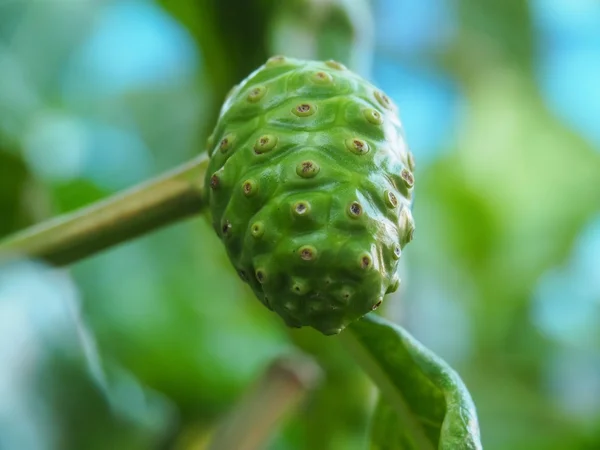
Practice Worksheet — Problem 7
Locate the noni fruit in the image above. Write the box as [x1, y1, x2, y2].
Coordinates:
[205, 56, 415, 335]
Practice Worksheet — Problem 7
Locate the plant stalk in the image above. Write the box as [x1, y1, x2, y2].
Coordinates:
[208, 354, 322, 450]
[0, 154, 209, 266]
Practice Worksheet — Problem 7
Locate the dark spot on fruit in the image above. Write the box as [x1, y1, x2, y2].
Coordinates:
[311, 71, 333, 84]
[256, 269, 266, 283]
[291, 278, 308, 295]
[339, 288, 352, 303]
[348, 201, 362, 218]
[219, 134, 234, 153]
[372, 299, 383, 310]
[247, 85, 267, 102]
[393, 245, 401, 260]
[242, 179, 257, 197]
[294, 201, 310, 215]
[345, 138, 369, 155]
[251, 221, 265, 238]
[266, 55, 286, 66]
[210, 174, 219, 189]
[296, 160, 320, 178]
[293, 103, 316, 117]
[385, 190, 398, 208]
[359, 253, 372, 270]
[299, 245, 316, 261]
[363, 108, 383, 125]
[222, 220, 232, 236]
[254, 134, 278, 154]
[401, 168, 414, 188]
[325, 60, 346, 70]
[375, 91, 394, 110]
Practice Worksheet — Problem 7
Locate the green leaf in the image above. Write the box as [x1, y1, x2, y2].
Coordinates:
[284, 327, 373, 450]
[342, 314, 482, 450]
[370, 396, 417, 449]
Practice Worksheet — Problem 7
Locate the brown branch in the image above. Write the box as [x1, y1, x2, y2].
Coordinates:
[0, 154, 209, 266]
[208, 354, 322, 450]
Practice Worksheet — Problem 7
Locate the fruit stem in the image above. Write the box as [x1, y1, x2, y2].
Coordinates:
[0, 154, 209, 266]
[208, 354, 322, 450]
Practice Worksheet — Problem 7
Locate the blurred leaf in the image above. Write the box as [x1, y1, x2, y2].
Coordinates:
[281, 327, 372, 450]
[71, 218, 291, 420]
[0, 0, 28, 41]
[0, 259, 173, 450]
[159, 0, 276, 128]
[370, 397, 415, 449]
[269, 0, 374, 74]
[343, 314, 482, 450]
[42, 356, 173, 450]
[452, 0, 533, 76]
[414, 70, 600, 356]
[0, 150, 28, 237]
[52, 179, 109, 213]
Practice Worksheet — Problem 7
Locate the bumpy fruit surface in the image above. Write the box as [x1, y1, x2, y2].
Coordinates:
[205, 56, 415, 335]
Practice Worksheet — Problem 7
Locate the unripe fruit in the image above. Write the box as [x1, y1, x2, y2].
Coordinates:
[205, 57, 415, 335]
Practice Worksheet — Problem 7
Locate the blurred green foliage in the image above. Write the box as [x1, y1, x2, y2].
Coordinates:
[1, 1, 600, 449]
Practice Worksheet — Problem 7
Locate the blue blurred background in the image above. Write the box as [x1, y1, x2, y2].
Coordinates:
[1, 0, 599, 449]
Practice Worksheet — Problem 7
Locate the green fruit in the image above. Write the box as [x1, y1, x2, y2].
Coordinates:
[205, 56, 415, 335]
